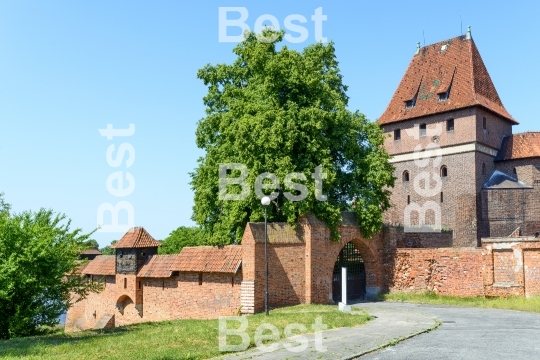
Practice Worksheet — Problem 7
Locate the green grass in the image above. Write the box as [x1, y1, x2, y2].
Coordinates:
[380, 292, 540, 313]
[0, 304, 371, 360]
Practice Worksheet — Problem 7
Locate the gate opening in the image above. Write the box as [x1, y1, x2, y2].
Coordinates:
[332, 242, 366, 302]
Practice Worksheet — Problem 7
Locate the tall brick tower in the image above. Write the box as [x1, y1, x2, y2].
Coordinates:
[378, 28, 517, 246]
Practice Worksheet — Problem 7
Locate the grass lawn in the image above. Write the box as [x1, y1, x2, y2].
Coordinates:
[380, 292, 540, 313]
[0, 304, 371, 360]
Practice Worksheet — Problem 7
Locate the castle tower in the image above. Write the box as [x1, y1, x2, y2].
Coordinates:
[111, 227, 162, 274]
[378, 28, 517, 246]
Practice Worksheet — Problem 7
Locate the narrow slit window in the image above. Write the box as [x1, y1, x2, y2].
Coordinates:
[419, 124, 427, 137]
[162, 281, 165, 290]
[138, 281, 142, 290]
[394, 129, 401, 141]
[483, 117, 487, 130]
[124, 278, 127, 289]
[231, 277, 235, 287]
[482, 163, 486, 175]
[198, 273, 203, 285]
[407, 195, 411, 205]
[440, 192, 444, 203]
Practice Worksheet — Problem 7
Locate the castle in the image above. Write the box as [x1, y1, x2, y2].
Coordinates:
[65, 29, 540, 332]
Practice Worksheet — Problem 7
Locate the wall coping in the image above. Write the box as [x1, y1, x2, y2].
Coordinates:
[482, 237, 540, 243]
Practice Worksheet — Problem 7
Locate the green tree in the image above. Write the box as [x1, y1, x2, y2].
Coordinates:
[159, 226, 206, 254]
[191, 30, 395, 245]
[0, 195, 102, 339]
[83, 239, 100, 250]
[100, 240, 118, 255]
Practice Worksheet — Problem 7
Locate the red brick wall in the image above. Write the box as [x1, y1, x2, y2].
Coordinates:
[383, 248, 485, 296]
[524, 250, 540, 297]
[65, 272, 242, 331]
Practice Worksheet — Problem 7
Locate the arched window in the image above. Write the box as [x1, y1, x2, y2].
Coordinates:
[482, 163, 486, 175]
[403, 170, 410, 182]
[440, 166, 448, 178]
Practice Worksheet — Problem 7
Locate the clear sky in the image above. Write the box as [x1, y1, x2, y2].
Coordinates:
[1, 1, 538, 247]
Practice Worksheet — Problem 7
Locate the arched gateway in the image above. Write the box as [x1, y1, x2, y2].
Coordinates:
[332, 242, 366, 302]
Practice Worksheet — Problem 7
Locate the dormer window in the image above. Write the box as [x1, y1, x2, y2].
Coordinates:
[405, 99, 416, 109]
[394, 129, 401, 141]
[438, 92, 449, 102]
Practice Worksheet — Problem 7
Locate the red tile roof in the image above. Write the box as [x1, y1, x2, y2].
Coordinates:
[111, 227, 162, 249]
[378, 36, 516, 125]
[171, 245, 242, 274]
[495, 132, 540, 161]
[137, 254, 179, 278]
[82, 255, 116, 276]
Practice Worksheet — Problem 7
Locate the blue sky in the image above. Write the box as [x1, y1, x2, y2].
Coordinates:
[1, 1, 538, 247]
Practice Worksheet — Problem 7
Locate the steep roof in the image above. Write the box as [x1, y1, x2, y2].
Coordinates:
[495, 132, 540, 161]
[378, 34, 516, 125]
[171, 245, 242, 274]
[82, 255, 116, 276]
[111, 227, 162, 249]
[137, 254, 178, 278]
[483, 170, 532, 189]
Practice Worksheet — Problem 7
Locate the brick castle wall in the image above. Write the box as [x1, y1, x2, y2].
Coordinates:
[65, 272, 242, 332]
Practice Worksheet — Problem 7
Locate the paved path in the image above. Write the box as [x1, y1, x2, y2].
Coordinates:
[219, 303, 437, 360]
[362, 302, 540, 360]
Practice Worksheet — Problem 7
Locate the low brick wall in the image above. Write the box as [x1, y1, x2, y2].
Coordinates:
[383, 248, 485, 296]
[482, 237, 540, 297]
[65, 272, 242, 332]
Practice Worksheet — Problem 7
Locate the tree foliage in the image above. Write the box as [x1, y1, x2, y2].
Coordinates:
[83, 239, 99, 250]
[0, 194, 102, 339]
[159, 226, 205, 254]
[99, 240, 118, 255]
[191, 31, 394, 245]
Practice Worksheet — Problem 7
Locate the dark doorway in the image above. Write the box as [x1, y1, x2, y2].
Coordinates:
[332, 242, 366, 302]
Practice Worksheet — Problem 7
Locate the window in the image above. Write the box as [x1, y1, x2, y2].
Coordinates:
[407, 195, 411, 205]
[119, 251, 123, 258]
[394, 129, 401, 141]
[446, 118, 454, 132]
[419, 123, 427, 137]
[483, 117, 487, 130]
[405, 99, 416, 109]
[124, 278, 127, 289]
[438, 92, 449, 102]
[231, 277, 235, 287]
[482, 163, 486, 175]
[440, 192, 444, 203]
[162, 281, 165, 290]
[513, 168, 517, 176]
[440, 166, 448, 178]
[198, 273, 203, 285]
[403, 170, 410, 182]
[138, 281, 141, 290]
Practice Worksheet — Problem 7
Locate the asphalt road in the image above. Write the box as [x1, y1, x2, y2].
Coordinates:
[360, 302, 540, 360]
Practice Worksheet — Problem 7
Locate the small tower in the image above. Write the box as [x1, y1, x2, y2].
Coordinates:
[111, 227, 162, 274]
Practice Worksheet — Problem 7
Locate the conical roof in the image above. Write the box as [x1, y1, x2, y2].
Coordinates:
[111, 227, 162, 249]
[378, 35, 516, 125]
